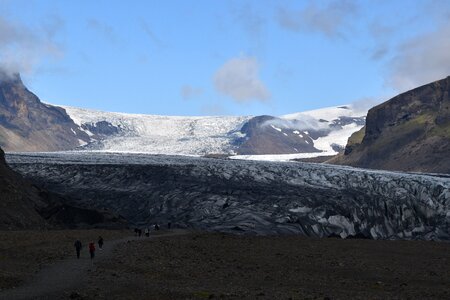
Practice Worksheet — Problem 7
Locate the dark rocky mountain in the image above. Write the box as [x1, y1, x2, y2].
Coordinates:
[234, 114, 366, 155]
[235, 116, 319, 154]
[0, 146, 126, 229]
[7, 152, 450, 240]
[331, 76, 450, 174]
[0, 71, 89, 151]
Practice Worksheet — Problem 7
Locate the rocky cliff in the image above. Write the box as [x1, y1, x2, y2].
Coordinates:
[0, 72, 89, 151]
[331, 76, 450, 173]
[0, 147, 126, 229]
[7, 152, 450, 240]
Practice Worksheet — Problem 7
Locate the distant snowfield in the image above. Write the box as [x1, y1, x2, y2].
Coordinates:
[230, 152, 335, 162]
[60, 104, 367, 161]
[281, 105, 367, 120]
[62, 105, 250, 155]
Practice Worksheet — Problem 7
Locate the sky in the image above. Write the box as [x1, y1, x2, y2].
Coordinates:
[0, 0, 449, 116]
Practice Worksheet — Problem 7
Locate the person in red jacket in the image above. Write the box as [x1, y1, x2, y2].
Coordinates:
[88, 241, 96, 262]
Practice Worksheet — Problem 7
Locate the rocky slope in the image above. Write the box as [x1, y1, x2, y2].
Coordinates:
[7, 152, 450, 240]
[0, 72, 89, 151]
[0, 147, 126, 229]
[331, 76, 450, 173]
[235, 115, 320, 154]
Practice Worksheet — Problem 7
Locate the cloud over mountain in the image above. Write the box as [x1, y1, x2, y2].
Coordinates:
[0, 15, 62, 77]
[213, 55, 270, 103]
[388, 22, 450, 92]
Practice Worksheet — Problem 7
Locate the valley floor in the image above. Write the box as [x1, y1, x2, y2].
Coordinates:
[1, 230, 449, 299]
[0, 229, 130, 292]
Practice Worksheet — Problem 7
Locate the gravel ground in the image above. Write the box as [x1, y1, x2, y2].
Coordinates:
[0, 229, 129, 292]
[69, 232, 450, 300]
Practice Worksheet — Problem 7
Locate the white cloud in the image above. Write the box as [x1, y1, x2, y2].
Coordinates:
[263, 115, 330, 132]
[0, 15, 62, 77]
[388, 22, 450, 92]
[351, 97, 385, 113]
[276, 0, 358, 38]
[213, 55, 270, 102]
[231, 3, 265, 48]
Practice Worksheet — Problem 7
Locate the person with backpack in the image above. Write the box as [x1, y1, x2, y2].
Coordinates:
[89, 241, 96, 262]
[98, 236, 104, 250]
[74, 240, 82, 259]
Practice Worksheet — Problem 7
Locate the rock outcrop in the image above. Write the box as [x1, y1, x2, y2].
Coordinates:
[0, 72, 89, 151]
[331, 76, 450, 173]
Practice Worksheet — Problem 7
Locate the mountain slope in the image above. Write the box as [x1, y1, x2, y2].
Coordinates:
[0, 146, 126, 229]
[235, 115, 319, 155]
[331, 76, 450, 174]
[0, 146, 49, 229]
[0, 72, 89, 151]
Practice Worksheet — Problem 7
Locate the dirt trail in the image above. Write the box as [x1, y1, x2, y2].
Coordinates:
[0, 230, 186, 300]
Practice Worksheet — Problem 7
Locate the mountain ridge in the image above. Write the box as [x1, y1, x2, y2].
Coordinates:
[331, 76, 450, 174]
[0, 73, 89, 151]
[0, 72, 366, 156]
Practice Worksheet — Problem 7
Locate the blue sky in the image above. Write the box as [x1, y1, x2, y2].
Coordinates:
[1, 0, 449, 116]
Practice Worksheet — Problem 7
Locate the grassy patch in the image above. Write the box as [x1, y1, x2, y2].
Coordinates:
[347, 126, 365, 146]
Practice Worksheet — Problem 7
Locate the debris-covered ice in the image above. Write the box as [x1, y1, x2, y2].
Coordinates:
[7, 151, 450, 240]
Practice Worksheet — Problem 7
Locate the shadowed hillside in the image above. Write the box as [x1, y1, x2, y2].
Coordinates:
[0, 147, 126, 229]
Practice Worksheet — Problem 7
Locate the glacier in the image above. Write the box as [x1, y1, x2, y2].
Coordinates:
[60, 104, 367, 159]
[7, 151, 450, 240]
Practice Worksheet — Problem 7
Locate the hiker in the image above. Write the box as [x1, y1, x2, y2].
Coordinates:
[89, 241, 96, 262]
[144, 227, 150, 237]
[74, 240, 82, 259]
[168, 221, 171, 229]
[154, 223, 160, 231]
[98, 236, 104, 250]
